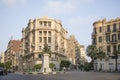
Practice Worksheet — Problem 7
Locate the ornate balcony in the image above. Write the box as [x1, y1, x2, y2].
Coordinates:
[110, 40, 118, 44]
[105, 30, 111, 34]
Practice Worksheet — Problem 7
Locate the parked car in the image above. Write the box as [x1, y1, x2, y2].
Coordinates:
[0, 67, 7, 75]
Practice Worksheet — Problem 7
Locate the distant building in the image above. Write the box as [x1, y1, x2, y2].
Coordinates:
[67, 35, 86, 68]
[92, 17, 120, 71]
[5, 40, 21, 70]
[0, 52, 5, 63]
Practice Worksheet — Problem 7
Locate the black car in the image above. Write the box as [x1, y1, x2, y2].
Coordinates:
[0, 67, 7, 75]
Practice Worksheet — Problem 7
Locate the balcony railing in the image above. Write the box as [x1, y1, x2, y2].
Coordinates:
[117, 28, 120, 32]
[112, 29, 117, 32]
[110, 40, 118, 44]
[105, 30, 111, 34]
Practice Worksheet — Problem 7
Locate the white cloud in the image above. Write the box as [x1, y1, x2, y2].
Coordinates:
[2, 0, 27, 7]
[66, 16, 97, 28]
[41, 0, 75, 15]
[41, 0, 96, 16]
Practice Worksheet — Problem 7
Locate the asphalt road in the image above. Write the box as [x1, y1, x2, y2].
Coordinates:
[0, 71, 120, 80]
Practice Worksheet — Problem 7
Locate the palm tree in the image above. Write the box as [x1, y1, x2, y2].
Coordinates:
[86, 45, 98, 69]
[113, 50, 120, 71]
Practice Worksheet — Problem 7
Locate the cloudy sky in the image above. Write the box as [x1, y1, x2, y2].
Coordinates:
[0, 0, 120, 53]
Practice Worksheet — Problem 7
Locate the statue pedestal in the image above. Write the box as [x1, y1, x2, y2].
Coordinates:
[40, 53, 51, 73]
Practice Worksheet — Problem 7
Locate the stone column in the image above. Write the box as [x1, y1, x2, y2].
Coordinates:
[40, 53, 51, 73]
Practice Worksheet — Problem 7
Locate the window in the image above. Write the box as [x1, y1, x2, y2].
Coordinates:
[48, 22, 51, 27]
[118, 34, 120, 40]
[44, 37, 47, 43]
[113, 45, 116, 52]
[99, 27, 102, 33]
[40, 21, 42, 27]
[48, 37, 51, 43]
[107, 25, 110, 32]
[92, 38, 96, 44]
[94, 28, 97, 34]
[44, 31, 47, 36]
[39, 37, 42, 42]
[44, 21, 47, 27]
[118, 45, 120, 50]
[39, 46, 41, 50]
[99, 36, 102, 42]
[107, 46, 111, 52]
[106, 35, 110, 42]
[48, 31, 51, 36]
[39, 31, 42, 36]
[113, 23, 116, 32]
[112, 34, 116, 41]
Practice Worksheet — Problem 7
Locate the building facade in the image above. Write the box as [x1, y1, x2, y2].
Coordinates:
[22, 16, 68, 70]
[4, 40, 21, 71]
[92, 17, 120, 71]
[67, 35, 86, 68]
[0, 52, 5, 63]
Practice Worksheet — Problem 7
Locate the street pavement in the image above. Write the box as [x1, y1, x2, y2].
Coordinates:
[0, 71, 120, 80]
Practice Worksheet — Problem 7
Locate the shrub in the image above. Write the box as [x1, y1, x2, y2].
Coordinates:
[60, 60, 71, 70]
[34, 64, 42, 69]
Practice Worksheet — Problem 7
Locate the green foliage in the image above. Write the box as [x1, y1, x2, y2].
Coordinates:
[49, 63, 55, 69]
[0, 63, 4, 67]
[97, 50, 106, 60]
[34, 64, 42, 69]
[84, 62, 92, 71]
[86, 45, 98, 61]
[5, 61, 12, 70]
[87, 45, 106, 61]
[60, 60, 71, 69]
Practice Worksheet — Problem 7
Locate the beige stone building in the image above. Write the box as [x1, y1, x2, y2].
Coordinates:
[67, 35, 86, 67]
[22, 16, 68, 70]
[5, 40, 21, 70]
[92, 17, 120, 71]
[0, 52, 5, 63]
[67, 35, 76, 65]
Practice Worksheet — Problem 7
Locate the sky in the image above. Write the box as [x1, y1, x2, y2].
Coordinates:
[0, 0, 120, 54]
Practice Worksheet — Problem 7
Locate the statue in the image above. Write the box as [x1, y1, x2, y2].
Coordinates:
[43, 43, 51, 53]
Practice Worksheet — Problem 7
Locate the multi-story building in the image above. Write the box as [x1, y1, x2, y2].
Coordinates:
[22, 16, 68, 70]
[92, 17, 120, 71]
[67, 35, 86, 68]
[0, 52, 5, 63]
[5, 40, 21, 71]
[79, 45, 86, 64]
[67, 35, 76, 65]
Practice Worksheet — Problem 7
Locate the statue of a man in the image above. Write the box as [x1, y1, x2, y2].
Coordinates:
[44, 43, 49, 52]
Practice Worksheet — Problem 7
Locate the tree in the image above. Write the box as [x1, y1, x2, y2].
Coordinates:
[0, 63, 4, 67]
[60, 60, 71, 70]
[5, 61, 12, 70]
[84, 62, 92, 71]
[86, 45, 98, 68]
[113, 50, 120, 71]
[97, 50, 106, 61]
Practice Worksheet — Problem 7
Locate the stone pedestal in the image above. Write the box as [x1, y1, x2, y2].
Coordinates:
[40, 53, 51, 73]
